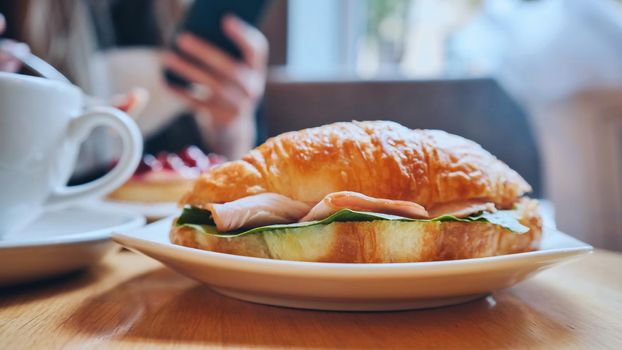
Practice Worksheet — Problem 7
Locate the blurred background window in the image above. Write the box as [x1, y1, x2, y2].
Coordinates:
[287, 0, 483, 78]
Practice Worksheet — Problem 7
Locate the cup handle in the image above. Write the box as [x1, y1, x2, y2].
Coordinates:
[44, 107, 142, 207]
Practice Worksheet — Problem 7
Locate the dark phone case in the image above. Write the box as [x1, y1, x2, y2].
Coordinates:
[164, 0, 269, 88]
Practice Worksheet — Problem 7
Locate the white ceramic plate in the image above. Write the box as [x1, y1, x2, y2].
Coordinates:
[0, 206, 144, 286]
[113, 218, 592, 311]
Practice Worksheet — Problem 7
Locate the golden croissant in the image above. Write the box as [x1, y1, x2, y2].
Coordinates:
[172, 121, 542, 263]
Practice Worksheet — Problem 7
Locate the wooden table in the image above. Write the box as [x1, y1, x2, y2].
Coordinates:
[1, 249, 621, 349]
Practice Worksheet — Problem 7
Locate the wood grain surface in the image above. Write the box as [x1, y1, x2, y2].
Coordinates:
[1, 249, 621, 349]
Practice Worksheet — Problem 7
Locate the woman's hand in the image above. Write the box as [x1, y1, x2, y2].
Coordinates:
[0, 13, 29, 73]
[163, 15, 268, 128]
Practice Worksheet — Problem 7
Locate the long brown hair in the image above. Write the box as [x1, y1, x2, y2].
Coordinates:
[19, 0, 187, 93]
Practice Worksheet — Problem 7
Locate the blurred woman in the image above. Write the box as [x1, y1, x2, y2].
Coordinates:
[0, 0, 268, 178]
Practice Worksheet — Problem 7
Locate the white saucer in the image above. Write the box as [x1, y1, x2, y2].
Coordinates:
[96, 199, 180, 221]
[0, 206, 144, 286]
[113, 218, 592, 311]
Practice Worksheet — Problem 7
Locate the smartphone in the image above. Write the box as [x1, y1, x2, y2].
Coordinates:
[165, 0, 270, 88]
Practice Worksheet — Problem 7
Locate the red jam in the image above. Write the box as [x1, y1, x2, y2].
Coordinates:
[132, 146, 225, 180]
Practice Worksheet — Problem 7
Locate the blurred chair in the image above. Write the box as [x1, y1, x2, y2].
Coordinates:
[264, 77, 542, 197]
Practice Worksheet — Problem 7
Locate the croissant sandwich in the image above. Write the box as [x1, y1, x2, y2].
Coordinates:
[171, 121, 542, 263]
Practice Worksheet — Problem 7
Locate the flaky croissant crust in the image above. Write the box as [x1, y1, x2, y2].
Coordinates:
[182, 121, 531, 209]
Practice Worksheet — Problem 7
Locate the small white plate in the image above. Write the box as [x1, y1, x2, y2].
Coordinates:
[113, 218, 592, 311]
[0, 206, 145, 286]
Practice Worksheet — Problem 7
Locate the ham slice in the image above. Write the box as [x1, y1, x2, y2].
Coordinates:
[300, 191, 428, 222]
[202, 192, 496, 232]
[428, 200, 496, 218]
[202, 193, 312, 232]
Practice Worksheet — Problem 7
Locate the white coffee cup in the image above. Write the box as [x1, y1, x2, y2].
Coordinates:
[0, 72, 142, 234]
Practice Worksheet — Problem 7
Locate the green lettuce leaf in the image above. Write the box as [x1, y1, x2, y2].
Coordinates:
[176, 206, 529, 237]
